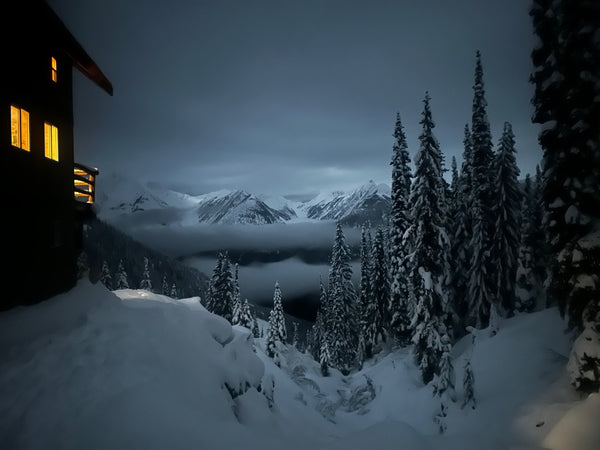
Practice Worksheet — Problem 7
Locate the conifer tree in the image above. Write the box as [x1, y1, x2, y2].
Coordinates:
[359, 227, 372, 322]
[530, 0, 600, 333]
[170, 283, 178, 299]
[320, 335, 331, 377]
[388, 113, 413, 344]
[99, 260, 112, 290]
[292, 322, 299, 348]
[407, 93, 450, 384]
[366, 228, 388, 352]
[467, 202, 492, 329]
[469, 51, 496, 326]
[162, 275, 169, 295]
[77, 251, 89, 279]
[462, 357, 476, 410]
[327, 223, 358, 372]
[207, 253, 235, 322]
[266, 282, 287, 360]
[451, 125, 475, 329]
[140, 257, 152, 291]
[252, 316, 260, 338]
[516, 174, 537, 312]
[490, 122, 521, 317]
[115, 259, 129, 290]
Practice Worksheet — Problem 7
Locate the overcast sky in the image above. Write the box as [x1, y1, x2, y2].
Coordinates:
[49, 0, 541, 197]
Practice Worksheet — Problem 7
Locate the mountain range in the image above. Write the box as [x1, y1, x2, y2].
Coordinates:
[95, 172, 391, 226]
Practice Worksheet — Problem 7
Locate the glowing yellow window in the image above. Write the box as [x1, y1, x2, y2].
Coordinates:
[10, 105, 30, 151]
[51, 57, 57, 82]
[44, 123, 59, 161]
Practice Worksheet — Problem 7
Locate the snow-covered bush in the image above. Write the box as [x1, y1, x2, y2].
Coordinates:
[568, 319, 600, 393]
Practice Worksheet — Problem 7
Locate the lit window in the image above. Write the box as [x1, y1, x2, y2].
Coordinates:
[10, 105, 30, 151]
[51, 57, 57, 82]
[44, 123, 59, 161]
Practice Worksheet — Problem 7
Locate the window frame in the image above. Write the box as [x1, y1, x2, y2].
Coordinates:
[44, 122, 59, 162]
[10, 105, 30, 152]
[51, 57, 58, 83]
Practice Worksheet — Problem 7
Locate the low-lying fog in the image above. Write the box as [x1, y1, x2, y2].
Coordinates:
[117, 220, 363, 321]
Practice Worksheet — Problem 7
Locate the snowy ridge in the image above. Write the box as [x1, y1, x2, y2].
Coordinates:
[299, 180, 391, 225]
[95, 172, 391, 226]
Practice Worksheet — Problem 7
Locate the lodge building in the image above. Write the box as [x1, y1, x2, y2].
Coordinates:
[1, 1, 112, 308]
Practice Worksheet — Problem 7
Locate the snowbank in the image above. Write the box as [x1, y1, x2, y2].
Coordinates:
[543, 393, 600, 450]
[1, 282, 597, 450]
[0, 282, 272, 449]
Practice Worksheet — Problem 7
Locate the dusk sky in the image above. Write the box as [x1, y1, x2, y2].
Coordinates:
[49, 0, 541, 197]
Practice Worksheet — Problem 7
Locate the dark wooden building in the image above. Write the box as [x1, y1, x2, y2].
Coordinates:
[1, 1, 112, 308]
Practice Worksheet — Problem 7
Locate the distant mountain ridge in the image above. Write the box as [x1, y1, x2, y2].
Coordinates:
[96, 173, 390, 226]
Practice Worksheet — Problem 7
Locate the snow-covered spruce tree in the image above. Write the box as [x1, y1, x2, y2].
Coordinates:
[516, 174, 537, 312]
[77, 251, 89, 279]
[292, 322, 299, 349]
[433, 333, 456, 402]
[568, 309, 600, 393]
[140, 257, 152, 291]
[170, 283, 178, 299]
[462, 356, 476, 410]
[358, 226, 373, 355]
[310, 278, 328, 360]
[161, 275, 169, 295]
[366, 227, 389, 353]
[356, 327, 367, 370]
[490, 122, 521, 317]
[320, 334, 331, 377]
[469, 51, 496, 327]
[114, 259, 129, 290]
[530, 0, 600, 333]
[207, 253, 235, 322]
[327, 223, 358, 373]
[388, 113, 413, 345]
[407, 93, 451, 384]
[236, 299, 254, 329]
[252, 316, 260, 338]
[451, 125, 475, 330]
[467, 201, 492, 329]
[99, 260, 113, 290]
[266, 282, 287, 361]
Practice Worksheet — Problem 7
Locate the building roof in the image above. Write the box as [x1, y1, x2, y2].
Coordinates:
[13, 0, 114, 96]
[44, 1, 113, 96]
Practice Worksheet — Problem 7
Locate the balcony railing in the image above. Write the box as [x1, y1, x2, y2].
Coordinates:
[74, 163, 98, 204]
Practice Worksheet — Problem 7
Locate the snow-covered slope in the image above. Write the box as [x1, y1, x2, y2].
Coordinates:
[95, 172, 389, 226]
[1, 282, 597, 449]
[195, 190, 297, 225]
[299, 180, 391, 225]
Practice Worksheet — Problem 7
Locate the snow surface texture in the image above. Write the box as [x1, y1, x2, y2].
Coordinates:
[0, 282, 598, 449]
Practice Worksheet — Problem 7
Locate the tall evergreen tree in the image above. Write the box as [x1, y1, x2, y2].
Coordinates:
[266, 282, 287, 360]
[469, 51, 496, 327]
[451, 125, 475, 331]
[467, 202, 492, 329]
[490, 122, 521, 317]
[530, 0, 600, 332]
[161, 275, 169, 295]
[206, 253, 235, 322]
[114, 259, 129, 290]
[99, 260, 113, 290]
[367, 228, 389, 352]
[140, 257, 152, 291]
[327, 223, 358, 373]
[388, 113, 413, 344]
[407, 93, 450, 383]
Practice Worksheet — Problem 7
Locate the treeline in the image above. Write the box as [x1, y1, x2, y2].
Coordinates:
[81, 217, 208, 299]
